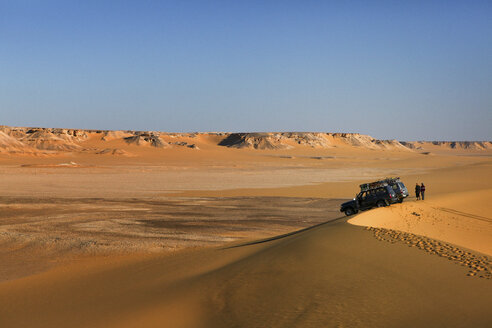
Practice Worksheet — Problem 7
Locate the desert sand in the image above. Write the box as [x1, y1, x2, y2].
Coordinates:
[0, 126, 491, 327]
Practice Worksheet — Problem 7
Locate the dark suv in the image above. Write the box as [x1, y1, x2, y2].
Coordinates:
[385, 178, 408, 202]
[340, 185, 398, 216]
[360, 177, 408, 203]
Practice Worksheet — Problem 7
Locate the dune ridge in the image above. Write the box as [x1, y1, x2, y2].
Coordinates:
[1, 216, 491, 328]
[348, 189, 492, 256]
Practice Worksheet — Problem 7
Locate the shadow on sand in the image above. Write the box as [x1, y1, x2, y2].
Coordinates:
[223, 215, 348, 249]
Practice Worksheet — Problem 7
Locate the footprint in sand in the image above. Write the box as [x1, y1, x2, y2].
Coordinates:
[366, 226, 491, 279]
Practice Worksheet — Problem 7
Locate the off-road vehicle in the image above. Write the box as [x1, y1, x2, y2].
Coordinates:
[360, 177, 408, 202]
[340, 183, 398, 216]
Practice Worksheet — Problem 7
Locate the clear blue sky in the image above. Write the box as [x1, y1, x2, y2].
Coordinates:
[1, 1, 491, 140]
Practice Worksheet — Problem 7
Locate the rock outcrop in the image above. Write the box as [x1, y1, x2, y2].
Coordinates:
[401, 141, 492, 151]
[123, 132, 166, 148]
[0, 126, 490, 155]
[218, 133, 291, 150]
[0, 131, 38, 154]
[218, 132, 412, 151]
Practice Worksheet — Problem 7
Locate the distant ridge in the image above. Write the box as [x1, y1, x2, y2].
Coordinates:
[218, 132, 411, 150]
[0, 126, 490, 155]
[401, 141, 492, 151]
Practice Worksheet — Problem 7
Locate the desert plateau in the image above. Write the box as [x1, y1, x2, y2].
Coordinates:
[0, 126, 491, 327]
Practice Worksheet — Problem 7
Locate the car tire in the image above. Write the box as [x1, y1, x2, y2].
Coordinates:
[376, 200, 386, 208]
[344, 208, 355, 216]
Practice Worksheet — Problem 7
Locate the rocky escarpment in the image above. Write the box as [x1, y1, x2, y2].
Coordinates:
[0, 126, 200, 154]
[401, 141, 492, 151]
[218, 133, 290, 150]
[123, 132, 167, 148]
[0, 126, 490, 155]
[20, 128, 86, 151]
[0, 131, 39, 154]
[218, 132, 412, 151]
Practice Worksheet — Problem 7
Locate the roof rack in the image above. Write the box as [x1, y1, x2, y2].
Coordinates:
[359, 177, 401, 192]
[382, 177, 401, 184]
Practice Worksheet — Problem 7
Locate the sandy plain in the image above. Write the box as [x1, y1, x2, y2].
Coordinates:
[0, 128, 491, 327]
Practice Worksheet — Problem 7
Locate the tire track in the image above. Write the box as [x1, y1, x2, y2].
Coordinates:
[436, 207, 492, 223]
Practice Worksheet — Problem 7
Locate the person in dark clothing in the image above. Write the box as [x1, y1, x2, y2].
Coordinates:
[421, 183, 426, 200]
[415, 183, 421, 200]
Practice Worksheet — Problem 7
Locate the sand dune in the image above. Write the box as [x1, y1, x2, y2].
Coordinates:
[349, 190, 492, 255]
[1, 216, 491, 328]
[0, 126, 491, 327]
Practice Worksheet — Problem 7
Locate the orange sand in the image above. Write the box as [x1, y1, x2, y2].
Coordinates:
[0, 127, 491, 327]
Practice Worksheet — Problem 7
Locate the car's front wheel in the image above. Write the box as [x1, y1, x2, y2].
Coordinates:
[344, 208, 355, 216]
[376, 200, 386, 207]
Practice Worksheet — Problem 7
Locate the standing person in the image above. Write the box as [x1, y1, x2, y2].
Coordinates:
[415, 183, 421, 200]
[421, 183, 426, 200]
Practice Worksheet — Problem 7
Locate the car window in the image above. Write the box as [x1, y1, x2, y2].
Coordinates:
[386, 187, 396, 197]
